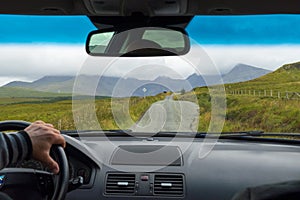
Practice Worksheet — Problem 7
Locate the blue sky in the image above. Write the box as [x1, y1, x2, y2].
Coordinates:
[0, 15, 96, 44]
[187, 15, 300, 45]
[1, 14, 300, 86]
[1, 14, 300, 44]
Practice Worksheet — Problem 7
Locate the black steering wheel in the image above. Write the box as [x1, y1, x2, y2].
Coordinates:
[0, 120, 69, 200]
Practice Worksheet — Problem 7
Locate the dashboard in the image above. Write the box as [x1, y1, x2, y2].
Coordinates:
[15, 147, 95, 186]
[12, 134, 300, 200]
[56, 134, 300, 200]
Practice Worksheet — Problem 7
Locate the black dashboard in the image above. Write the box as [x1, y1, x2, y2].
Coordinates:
[15, 146, 96, 187]
[51, 134, 300, 200]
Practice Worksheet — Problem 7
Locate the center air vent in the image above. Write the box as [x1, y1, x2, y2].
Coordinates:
[105, 173, 136, 195]
[154, 174, 184, 196]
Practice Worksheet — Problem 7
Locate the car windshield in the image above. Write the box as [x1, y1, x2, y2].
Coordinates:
[1, 14, 300, 135]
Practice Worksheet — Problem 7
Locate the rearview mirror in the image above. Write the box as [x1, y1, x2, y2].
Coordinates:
[86, 27, 190, 57]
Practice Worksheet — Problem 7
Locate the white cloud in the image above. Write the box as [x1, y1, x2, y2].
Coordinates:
[199, 45, 300, 73]
[80, 56, 197, 80]
[1, 44, 300, 86]
[0, 44, 86, 76]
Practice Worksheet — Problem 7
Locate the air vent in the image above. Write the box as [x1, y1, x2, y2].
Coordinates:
[105, 173, 136, 195]
[154, 174, 184, 196]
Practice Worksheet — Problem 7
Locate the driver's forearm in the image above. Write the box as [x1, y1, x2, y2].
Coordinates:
[0, 131, 32, 170]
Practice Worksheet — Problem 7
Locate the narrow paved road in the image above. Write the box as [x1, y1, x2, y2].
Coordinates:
[130, 95, 199, 132]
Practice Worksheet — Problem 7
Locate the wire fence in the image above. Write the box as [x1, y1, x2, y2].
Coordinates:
[227, 89, 300, 100]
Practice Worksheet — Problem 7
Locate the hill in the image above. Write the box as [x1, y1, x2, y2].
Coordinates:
[225, 61, 300, 92]
[5, 76, 73, 89]
[0, 87, 70, 98]
[0, 61, 299, 132]
[187, 61, 300, 132]
[2, 63, 271, 97]
[222, 63, 271, 83]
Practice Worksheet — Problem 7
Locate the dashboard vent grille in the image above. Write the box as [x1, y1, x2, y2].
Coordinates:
[154, 174, 184, 196]
[105, 173, 136, 194]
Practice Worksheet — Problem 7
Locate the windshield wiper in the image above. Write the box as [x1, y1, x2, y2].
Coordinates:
[217, 131, 300, 143]
[218, 131, 300, 138]
[152, 131, 300, 142]
[61, 129, 133, 137]
[219, 130, 264, 137]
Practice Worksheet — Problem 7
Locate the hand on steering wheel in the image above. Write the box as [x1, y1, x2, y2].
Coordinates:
[0, 120, 69, 200]
[25, 121, 66, 174]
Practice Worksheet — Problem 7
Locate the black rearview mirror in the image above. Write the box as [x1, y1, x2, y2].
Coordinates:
[86, 27, 190, 57]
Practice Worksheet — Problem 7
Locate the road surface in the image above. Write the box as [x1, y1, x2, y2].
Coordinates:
[130, 95, 199, 133]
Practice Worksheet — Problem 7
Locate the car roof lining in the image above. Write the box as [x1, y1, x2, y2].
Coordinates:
[88, 16, 193, 29]
[1, 0, 300, 16]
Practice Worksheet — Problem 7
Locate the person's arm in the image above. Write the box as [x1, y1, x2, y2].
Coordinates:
[0, 131, 32, 170]
[0, 121, 65, 174]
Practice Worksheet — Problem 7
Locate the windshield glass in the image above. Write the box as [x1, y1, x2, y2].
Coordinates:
[1, 14, 300, 134]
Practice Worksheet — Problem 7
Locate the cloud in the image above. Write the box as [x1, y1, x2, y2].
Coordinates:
[0, 44, 197, 82]
[0, 44, 86, 77]
[199, 45, 300, 73]
[80, 56, 198, 80]
[1, 44, 300, 86]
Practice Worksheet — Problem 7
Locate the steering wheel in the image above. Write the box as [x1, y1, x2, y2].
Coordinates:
[0, 120, 69, 200]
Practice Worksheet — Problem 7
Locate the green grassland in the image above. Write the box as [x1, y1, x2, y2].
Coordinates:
[222, 62, 300, 132]
[0, 93, 166, 130]
[182, 92, 300, 132]
[0, 87, 70, 98]
[225, 62, 300, 92]
[1, 62, 300, 132]
[176, 61, 300, 133]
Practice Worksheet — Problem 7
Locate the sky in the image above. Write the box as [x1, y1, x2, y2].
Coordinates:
[2, 14, 300, 45]
[188, 15, 300, 45]
[1, 14, 300, 86]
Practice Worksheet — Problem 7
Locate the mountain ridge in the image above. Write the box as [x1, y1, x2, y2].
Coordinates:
[222, 63, 272, 83]
[2, 63, 272, 97]
[225, 61, 300, 93]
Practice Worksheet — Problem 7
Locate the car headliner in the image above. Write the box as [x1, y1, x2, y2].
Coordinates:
[1, 0, 300, 16]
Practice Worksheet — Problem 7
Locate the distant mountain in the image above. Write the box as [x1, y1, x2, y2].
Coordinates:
[225, 61, 300, 92]
[2, 63, 272, 97]
[184, 64, 271, 87]
[222, 64, 272, 83]
[133, 83, 169, 96]
[5, 81, 31, 88]
[187, 73, 223, 87]
[5, 76, 73, 89]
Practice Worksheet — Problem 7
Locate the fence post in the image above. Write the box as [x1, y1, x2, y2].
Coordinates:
[270, 90, 273, 97]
